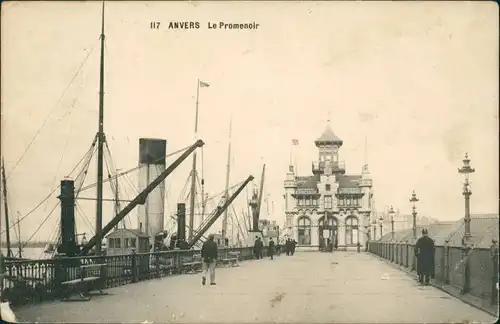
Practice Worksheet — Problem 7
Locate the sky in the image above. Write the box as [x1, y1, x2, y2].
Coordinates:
[1, 1, 498, 243]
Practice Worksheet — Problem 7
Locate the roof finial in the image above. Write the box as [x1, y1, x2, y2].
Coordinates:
[327, 111, 331, 124]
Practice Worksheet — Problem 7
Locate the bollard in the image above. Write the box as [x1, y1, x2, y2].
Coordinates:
[490, 240, 498, 305]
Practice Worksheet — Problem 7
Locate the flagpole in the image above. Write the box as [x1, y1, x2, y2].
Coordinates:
[188, 79, 200, 240]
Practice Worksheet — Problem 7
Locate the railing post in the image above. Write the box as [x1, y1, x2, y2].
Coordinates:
[131, 251, 138, 283]
[410, 244, 415, 271]
[444, 240, 450, 284]
[490, 239, 498, 305]
[461, 245, 471, 294]
[405, 244, 409, 268]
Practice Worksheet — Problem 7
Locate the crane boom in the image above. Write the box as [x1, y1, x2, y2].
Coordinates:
[79, 139, 205, 256]
[256, 164, 266, 221]
[187, 175, 254, 249]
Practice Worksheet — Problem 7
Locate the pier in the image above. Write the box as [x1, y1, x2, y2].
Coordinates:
[10, 249, 497, 323]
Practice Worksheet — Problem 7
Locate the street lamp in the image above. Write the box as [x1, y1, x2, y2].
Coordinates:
[389, 206, 395, 239]
[458, 152, 475, 243]
[409, 190, 419, 240]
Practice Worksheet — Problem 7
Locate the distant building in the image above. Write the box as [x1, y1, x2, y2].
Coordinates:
[371, 210, 438, 239]
[283, 125, 373, 250]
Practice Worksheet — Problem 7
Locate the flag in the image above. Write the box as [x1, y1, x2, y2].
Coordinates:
[199, 81, 210, 87]
[292, 139, 299, 145]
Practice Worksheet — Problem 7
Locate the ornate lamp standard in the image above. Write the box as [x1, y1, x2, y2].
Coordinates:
[458, 152, 475, 294]
[409, 190, 419, 240]
[458, 153, 475, 243]
[389, 206, 395, 239]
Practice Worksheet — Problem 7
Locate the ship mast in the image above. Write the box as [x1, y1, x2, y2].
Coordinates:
[95, 1, 106, 254]
[1, 158, 13, 257]
[221, 115, 233, 238]
[188, 80, 200, 240]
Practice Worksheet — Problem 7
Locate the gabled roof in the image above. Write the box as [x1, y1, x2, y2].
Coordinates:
[337, 175, 361, 188]
[315, 125, 343, 146]
[296, 175, 320, 189]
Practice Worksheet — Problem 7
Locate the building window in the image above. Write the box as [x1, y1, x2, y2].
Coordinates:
[324, 195, 332, 209]
[325, 184, 331, 191]
[306, 197, 311, 206]
[347, 198, 351, 206]
[297, 216, 311, 245]
[345, 216, 359, 245]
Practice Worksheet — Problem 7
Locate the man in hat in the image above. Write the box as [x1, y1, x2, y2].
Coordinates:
[415, 228, 435, 285]
[201, 234, 218, 286]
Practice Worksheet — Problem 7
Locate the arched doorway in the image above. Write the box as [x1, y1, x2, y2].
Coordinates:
[297, 216, 311, 245]
[345, 216, 359, 246]
[318, 214, 338, 250]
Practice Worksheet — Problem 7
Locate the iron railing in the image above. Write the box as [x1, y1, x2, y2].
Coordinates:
[1, 246, 265, 306]
[368, 241, 499, 308]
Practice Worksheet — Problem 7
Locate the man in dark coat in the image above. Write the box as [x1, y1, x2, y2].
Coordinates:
[285, 238, 291, 256]
[201, 234, 218, 286]
[291, 239, 297, 255]
[268, 238, 276, 260]
[415, 228, 435, 285]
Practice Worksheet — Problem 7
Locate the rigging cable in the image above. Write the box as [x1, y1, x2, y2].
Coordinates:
[20, 201, 60, 250]
[7, 39, 99, 180]
[0, 136, 98, 235]
[78, 143, 193, 192]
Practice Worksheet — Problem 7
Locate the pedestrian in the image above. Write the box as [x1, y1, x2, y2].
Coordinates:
[415, 228, 435, 285]
[268, 238, 276, 260]
[201, 234, 218, 286]
[258, 237, 264, 259]
[276, 239, 281, 256]
[253, 236, 259, 259]
[291, 239, 297, 255]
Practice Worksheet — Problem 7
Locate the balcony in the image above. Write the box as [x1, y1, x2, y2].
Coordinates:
[312, 161, 346, 175]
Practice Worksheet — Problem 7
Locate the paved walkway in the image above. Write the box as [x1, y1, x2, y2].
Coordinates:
[17, 252, 496, 323]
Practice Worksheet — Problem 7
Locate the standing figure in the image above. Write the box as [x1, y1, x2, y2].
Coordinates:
[268, 238, 276, 260]
[285, 238, 291, 256]
[415, 228, 435, 285]
[291, 239, 297, 255]
[276, 239, 281, 256]
[253, 236, 260, 259]
[201, 234, 218, 286]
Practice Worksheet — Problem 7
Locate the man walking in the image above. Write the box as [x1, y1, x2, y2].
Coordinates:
[201, 234, 218, 286]
[268, 238, 276, 260]
[415, 228, 435, 285]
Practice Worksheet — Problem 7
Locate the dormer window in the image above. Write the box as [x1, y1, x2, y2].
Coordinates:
[325, 184, 331, 191]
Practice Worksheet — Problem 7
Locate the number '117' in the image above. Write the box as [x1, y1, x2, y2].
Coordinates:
[150, 22, 160, 29]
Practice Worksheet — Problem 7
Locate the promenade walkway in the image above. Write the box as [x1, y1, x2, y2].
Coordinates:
[17, 252, 496, 323]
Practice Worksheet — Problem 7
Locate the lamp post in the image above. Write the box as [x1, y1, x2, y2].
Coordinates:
[389, 206, 395, 239]
[379, 216, 383, 238]
[458, 152, 475, 243]
[409, 190, 419, 240]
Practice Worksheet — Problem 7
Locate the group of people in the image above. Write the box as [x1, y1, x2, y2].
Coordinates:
[252, 236, 297, 260]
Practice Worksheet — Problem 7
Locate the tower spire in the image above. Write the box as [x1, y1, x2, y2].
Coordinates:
[364, 137, 368, 167]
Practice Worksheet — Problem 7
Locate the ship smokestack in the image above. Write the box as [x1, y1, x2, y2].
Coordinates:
[137, 138, 167, 245]
[58, 179, 77, 256]
[177, 203, 186, 242]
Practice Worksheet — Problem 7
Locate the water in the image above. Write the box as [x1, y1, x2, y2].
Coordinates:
[1, 247, 50, 260]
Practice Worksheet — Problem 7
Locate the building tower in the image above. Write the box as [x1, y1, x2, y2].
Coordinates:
[284, 165, 297, 238]
[137, 138, 167, 245]
[312, 125, 345, 176]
